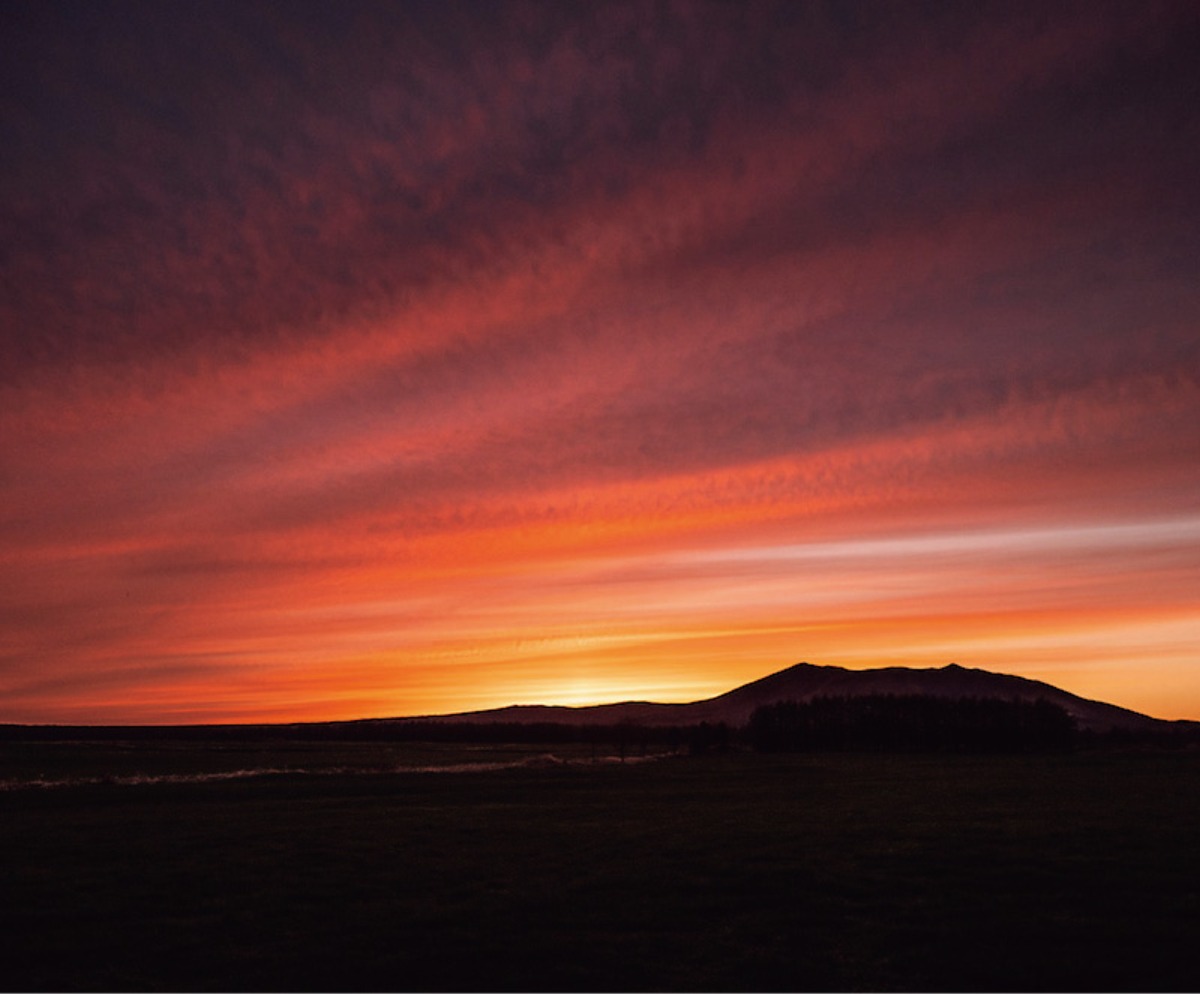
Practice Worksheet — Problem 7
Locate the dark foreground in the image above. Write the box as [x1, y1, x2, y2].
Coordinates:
[2, 742, 1198, 992]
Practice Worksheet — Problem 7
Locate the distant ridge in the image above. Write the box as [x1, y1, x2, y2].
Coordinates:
[4, 663, 1190, 741]
[396, 662, 1176, 734]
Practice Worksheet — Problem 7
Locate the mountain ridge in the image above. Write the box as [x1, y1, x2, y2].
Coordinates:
[393, 662, 1180, 734]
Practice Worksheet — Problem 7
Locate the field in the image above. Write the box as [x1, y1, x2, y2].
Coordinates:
[2, 741, 1199, 991]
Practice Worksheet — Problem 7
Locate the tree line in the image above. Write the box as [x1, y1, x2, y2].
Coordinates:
[745, 694, 1076, 753]
[3, 694, 1194, 752]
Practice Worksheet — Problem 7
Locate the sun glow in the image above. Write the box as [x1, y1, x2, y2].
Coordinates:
[3, 3, 1199, 725]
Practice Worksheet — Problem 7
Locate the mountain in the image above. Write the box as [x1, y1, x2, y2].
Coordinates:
[399, 662, 1175, 734]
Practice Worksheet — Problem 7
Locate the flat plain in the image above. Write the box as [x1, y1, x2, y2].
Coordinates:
[2, 741, 1198, 991]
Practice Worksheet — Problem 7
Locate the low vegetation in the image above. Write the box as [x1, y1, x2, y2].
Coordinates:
[2, 732, 1199, 991]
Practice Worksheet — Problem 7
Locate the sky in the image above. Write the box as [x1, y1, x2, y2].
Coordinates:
[2, 0, 1198, 725]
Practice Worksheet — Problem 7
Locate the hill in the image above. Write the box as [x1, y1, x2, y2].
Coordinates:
[4, 663, 1190, 743]
[395, 662, 1175, 735]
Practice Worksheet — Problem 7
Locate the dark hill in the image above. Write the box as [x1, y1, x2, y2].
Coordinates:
[397, 662, 1173, 735]
[5, 663, 1186, 743]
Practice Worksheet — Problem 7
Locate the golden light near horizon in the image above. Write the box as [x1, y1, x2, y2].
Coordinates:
[2, 2, 1199, 725]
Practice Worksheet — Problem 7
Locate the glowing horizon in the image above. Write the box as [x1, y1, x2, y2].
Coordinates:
[2, 2, 1198, 725]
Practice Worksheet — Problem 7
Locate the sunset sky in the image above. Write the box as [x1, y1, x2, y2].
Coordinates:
[2, 1, 1198, 724]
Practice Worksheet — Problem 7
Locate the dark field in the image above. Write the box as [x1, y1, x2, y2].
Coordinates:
[2, 741, 1199, 992]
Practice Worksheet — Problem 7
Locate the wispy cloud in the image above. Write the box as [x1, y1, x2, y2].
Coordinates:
[2, 1, 1198, 722]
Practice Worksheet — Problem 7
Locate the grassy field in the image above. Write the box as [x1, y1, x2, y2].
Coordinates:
[2, 741, 1199, 991]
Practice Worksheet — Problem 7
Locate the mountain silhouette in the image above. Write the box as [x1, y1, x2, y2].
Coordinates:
[402, 662, 1174, 734]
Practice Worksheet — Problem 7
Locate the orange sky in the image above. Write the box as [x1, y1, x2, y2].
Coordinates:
[2, 1, 1199, 723]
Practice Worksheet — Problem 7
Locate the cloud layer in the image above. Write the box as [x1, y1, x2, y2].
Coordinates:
[2, 0, 1199, 722]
